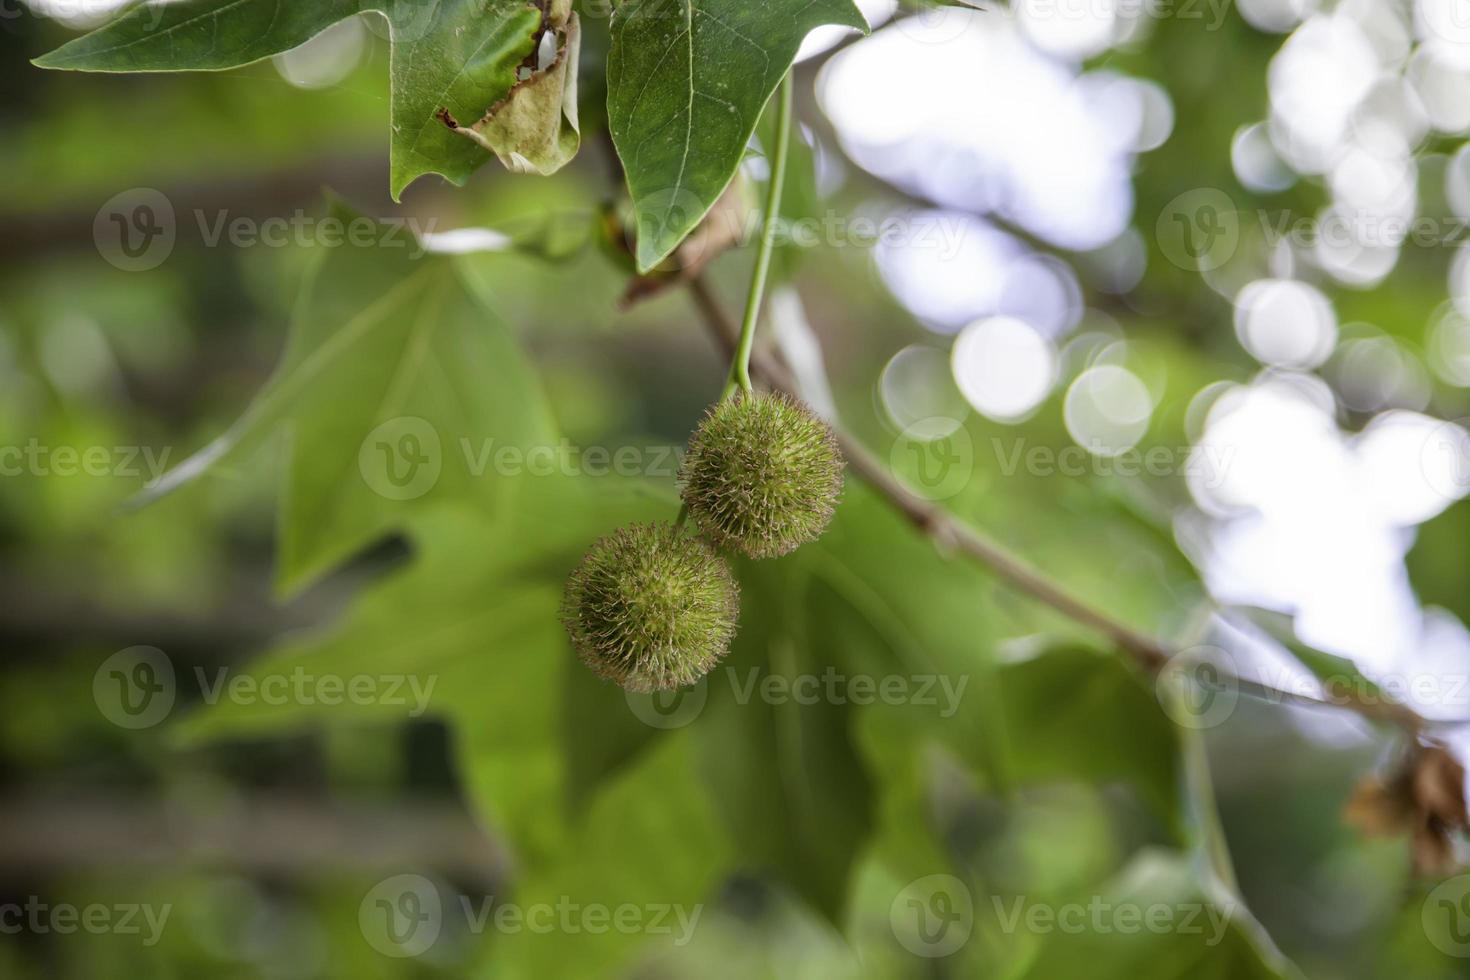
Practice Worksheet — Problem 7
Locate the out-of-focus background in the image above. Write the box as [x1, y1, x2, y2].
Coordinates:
[5, 0, 1470, 976]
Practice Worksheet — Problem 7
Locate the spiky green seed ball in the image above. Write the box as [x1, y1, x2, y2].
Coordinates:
[561, 522, 740, 692]
[680, 391, 844, 559]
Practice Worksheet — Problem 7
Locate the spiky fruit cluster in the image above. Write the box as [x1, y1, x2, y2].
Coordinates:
[561, 522, 740, 692]
[680, 391, 844, 559]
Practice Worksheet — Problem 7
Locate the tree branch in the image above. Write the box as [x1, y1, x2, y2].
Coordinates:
[686, 275, 1427, 734]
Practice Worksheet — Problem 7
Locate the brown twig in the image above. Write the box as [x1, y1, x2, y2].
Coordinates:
[686, 275, 1428, 734]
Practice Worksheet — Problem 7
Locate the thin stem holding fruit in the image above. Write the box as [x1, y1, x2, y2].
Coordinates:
[723, 71, 794, 399]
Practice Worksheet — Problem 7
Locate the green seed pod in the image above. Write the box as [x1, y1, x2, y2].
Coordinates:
[680, 391, 844, 559]
[561, 522, 740, 692]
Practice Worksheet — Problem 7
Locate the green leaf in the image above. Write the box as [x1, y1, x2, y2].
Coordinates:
[442, 2, 583, 176]
[133, 203, 557, 595]
[999, 646, 1185, 835]
[1406, 499, 1470, 626]
[606, 0, 868, 271]
[807, 485, 1007, 783]
[483, 732, 734, 978]
[692, 561, 876, 923]
[33, 0, 556, 196]
[172, 477, 669, 861]
[383, 0, 562, 192]
[1013, 849, 1297, 980]
[686, 484, 1004, 923]
[171, 506, 570, 859]
[31, 0, 364, 71]
[560, 646, 664, 813]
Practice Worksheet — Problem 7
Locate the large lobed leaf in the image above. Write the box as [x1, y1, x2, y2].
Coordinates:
[607, 0, 869, 271]
[32, 0, 569, 194]
[171, 479, 669, 862]
[132, 202, 558, 594]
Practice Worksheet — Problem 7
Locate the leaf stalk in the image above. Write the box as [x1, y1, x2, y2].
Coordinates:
[724, 71, 794, 400]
